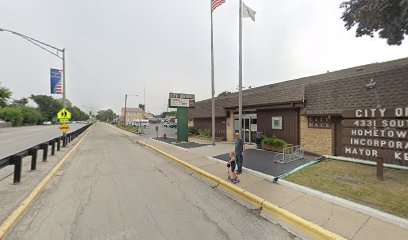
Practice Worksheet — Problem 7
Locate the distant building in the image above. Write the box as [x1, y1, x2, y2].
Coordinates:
[121, 108, 151, 125]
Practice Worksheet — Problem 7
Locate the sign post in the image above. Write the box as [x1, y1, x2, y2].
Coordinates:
[169, 93, 195, 142]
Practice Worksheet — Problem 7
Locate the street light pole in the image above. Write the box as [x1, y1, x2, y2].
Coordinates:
[0, 27, 66, 108]
[62, 49, 66, 108]
[123, 94, 138, 125]
[124, 94, 128, 125]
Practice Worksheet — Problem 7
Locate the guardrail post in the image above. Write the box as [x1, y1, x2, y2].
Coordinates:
[10, 155, 22, 184]
[63, 135, 67, 147]
[40, 143, 48, 161]
[28, 148, 38, 170]
[49, 140, 56, 155]
[56, 137, 61, 151]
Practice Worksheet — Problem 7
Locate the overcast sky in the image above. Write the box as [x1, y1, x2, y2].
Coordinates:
[0, 0, 407, 115]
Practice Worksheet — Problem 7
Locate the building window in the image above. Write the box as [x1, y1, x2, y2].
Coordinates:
[272, 116, 283, 130]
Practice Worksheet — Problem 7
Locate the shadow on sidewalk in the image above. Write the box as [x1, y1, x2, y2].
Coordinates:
[153, 137, 210, 149]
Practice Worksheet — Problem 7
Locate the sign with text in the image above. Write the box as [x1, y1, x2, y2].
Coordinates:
[341, 107, 408, 166]
[169, 92, 195, 108]
[308, 116, 332, 129]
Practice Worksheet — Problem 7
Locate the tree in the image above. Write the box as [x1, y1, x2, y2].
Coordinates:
[20, 106, 43, 125]
[218, 91, 233, 97]
[0, 83, 12, 108]
[138, 104, 145, 111]
[0, 107, 24, 126]
[340, 0, 408, 45]
[160, 111, 177, 118]
[96, 109, 116, 122]
[11, 97, 28, 106]
[67, 106, 89, 121]
[30, 94, 63, 121]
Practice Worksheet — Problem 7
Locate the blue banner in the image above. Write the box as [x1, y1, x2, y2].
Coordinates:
[50, 68, 62, 94]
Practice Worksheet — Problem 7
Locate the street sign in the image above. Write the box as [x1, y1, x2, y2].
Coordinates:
[57, 108, 71, 123]
[169, 92, 195, 108]
[59, 124, 70, 134]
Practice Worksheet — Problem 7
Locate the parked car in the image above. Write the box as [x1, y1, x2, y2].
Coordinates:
[169, 123, 177, 128]
[42, 121, 52, 125]
[163, 122, 170, 127]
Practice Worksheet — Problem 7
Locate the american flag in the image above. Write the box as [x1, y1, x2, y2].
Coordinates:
[56, 82, 63, 94]
[211, 0, 226, 11]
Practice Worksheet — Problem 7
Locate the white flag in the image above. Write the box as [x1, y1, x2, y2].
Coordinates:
[242, 2, 256, 22]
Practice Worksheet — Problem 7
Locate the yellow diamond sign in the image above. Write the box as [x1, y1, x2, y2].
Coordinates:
[57, 108, 71, 123]
[59, 124, 70, 134]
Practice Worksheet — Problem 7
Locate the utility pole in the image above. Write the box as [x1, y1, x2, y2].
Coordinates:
[124, 94, 128, 125]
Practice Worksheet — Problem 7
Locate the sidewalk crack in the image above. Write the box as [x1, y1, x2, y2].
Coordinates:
[281, 192, 307, 208]
[350, 216, 371, 240]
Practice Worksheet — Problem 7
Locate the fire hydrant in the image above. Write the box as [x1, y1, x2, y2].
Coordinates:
[164, 132, 167, 139]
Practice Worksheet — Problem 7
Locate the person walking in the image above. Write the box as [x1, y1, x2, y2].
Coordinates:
[234, 133, 245, 174]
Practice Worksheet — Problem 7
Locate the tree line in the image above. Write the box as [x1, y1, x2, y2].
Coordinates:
[0, 82, 89, 126]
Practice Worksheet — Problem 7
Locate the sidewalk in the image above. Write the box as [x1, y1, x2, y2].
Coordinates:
[136, 135, 408, 240]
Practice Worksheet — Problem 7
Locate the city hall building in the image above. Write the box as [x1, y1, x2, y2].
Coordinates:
[188, 57, 408, 164]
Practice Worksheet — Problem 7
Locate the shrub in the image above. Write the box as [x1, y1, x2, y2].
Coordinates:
[20, 106, 43, 125]
[199, 129, 212, 137]
[262, 136, 286, 146]
[0, 107, 24, 126]
[188, 126, 199, 135]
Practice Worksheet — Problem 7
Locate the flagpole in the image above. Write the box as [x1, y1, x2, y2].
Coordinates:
[211, 5, 216, 145]
[238, 0, 243, 136]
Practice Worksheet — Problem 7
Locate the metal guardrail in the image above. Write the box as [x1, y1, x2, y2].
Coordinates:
[274, 145, 304, 164]
[0, 124, 92, 184]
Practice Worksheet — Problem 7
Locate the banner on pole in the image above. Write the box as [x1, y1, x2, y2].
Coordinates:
[50, 68, 63, 94]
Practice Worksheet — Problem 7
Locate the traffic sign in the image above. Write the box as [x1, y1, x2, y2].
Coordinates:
[59, 124, 70, 134]
[57, 108, 71, 123]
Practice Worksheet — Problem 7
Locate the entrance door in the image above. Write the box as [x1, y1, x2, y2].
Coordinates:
[234, 113, 257, 144]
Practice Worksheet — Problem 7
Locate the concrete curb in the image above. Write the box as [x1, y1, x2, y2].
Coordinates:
[208, 156, 408, 230]
[148, 138, 189, 152]
[0, 126, 92, 240]
[324, 155, 408, 171]
[138, 140, 346, 240]
[279, 179, 408, 230]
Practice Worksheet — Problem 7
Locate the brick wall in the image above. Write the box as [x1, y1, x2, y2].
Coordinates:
[226, 111, 234, 142]
[300, 115, 333, 155]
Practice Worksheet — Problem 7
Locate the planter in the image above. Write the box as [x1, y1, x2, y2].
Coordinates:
[261, 143, 293, 153]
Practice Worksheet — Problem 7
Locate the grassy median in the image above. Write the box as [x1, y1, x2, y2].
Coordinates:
[284, 159, 408, 219]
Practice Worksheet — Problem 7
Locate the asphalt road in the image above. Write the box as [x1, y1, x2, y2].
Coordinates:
[7, 123, 297, 240]
[0, 124, 87, 160]
[141, 123, 177, 139]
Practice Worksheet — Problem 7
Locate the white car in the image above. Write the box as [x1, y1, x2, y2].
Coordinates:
[163, 122, 170, 127]
[42, 121, 52, 125]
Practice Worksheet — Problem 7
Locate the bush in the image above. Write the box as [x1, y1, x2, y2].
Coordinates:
[200, 129, 212, 137]
[0, 107, 24, 126]
[20, 106, 43, 125]
[262, 136, 286, 146]
[188, 126, 199, 135]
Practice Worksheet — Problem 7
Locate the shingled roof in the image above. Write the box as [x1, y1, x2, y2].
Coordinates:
[304, 64, 408, 115]
[189, 57, 408, 118]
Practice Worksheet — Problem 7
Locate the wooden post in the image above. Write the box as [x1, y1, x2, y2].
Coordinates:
[377, 158, 384, 181]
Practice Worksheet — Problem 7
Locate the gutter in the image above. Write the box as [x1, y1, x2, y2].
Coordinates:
[273, 156, 326, 182]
